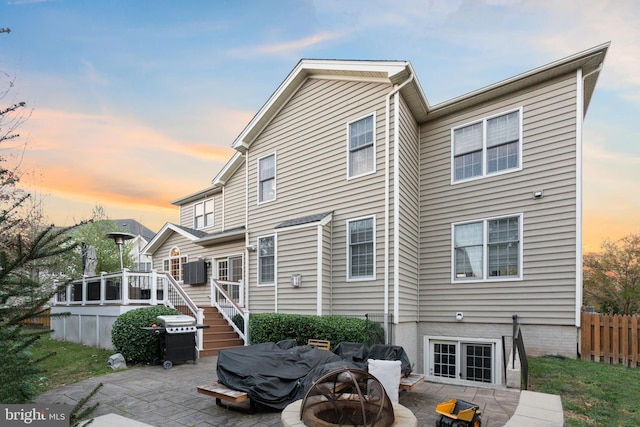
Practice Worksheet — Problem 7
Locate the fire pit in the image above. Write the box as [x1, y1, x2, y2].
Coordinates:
[283, 367, 416, 427]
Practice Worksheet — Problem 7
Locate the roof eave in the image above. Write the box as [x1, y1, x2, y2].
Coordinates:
[425, 42, 610, 121]
[230, 59, 417, 152]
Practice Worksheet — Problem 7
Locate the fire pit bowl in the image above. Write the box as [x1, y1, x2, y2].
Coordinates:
[299, 368, 395, 427]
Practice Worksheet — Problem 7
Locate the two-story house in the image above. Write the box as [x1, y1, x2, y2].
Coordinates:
[144, 43, 609, 386]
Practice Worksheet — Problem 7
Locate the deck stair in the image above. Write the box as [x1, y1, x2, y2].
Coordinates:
[199, 306, 244, 357]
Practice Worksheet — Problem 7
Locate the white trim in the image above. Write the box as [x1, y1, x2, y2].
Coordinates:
[451, 106, 523, 184]
[393, 91, 400, 324]
[257, 152, 277, 205]
[576, 68, 584, 327]
[346, 215, 376, 282]
[257, 234, 276, 286]
[317, 224, 323, 315]
[193, 197, 215, 230]
[424, 335, 503, 386]
[346, 112, 377, 180]
[451, 213, 524, 283]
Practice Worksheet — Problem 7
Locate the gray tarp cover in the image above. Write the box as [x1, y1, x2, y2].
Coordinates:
[215, 340, 412, 410]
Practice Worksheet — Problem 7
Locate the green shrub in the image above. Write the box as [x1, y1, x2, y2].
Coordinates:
[248, 313, 385, 348]
[111, 306, 179, 363]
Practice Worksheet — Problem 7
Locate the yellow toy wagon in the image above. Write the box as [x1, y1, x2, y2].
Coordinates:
[435, 398, 482, 427]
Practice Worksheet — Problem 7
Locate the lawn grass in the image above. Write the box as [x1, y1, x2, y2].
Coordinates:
[30, 334, 118, 393]
[529, 355, 640, 426]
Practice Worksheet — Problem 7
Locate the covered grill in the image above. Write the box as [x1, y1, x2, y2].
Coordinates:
[145, 314, 204, 369]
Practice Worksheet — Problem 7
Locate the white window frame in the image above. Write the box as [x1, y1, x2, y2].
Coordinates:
[257, 235, 276, 286]
[451, 214, 523, 283]
[424, 336, 502, 385]
[215, 254, 244, 282]
[257, 152, 276, 204]
[347, 112, 377, 179]
[193, 198, 214, 229]
[162, 246, 188, 282]
[451, 107, 523, 183]
[346, 215, 376, 281]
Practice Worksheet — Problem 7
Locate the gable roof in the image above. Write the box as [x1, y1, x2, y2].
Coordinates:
[143, 222, 246, 255]
[143, 223, 208, 255]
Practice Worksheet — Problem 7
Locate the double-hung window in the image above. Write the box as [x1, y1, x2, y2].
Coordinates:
[258, 153, 276, 203]
[348, 113, 375, 178]
[347, 216, 375, 280]
[452, 108, 522, 182]
[194, 199, 214, 229]
[258, 235, 275, 285]
[453, 215, 522, 281]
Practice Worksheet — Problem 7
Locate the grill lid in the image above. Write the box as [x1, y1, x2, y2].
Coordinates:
[157, 314, 195, 327]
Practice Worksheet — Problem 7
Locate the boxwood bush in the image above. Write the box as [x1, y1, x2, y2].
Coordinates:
[111, 306, 180, 363]
[248, 313, 385, 349]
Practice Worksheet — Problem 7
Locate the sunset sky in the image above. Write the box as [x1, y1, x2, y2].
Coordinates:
[2, 0, 638, 252]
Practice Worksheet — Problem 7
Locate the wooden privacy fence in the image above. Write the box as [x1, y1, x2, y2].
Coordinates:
[581, 310, 640, 367]
[18, 309, 51, 329]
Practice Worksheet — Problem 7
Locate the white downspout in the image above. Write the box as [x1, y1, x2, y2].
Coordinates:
[317, 224, 323, 315]
[244, 154, 250, 314]
[385, 73, 414, 326]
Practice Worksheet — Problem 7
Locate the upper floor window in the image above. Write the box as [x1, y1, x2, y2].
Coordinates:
[163, 247, 187, 282]
[347, 216, 375, 280]
[453, 214, 522, 282]
[194, 199, 214, 229]
[258, 153, 276, 203]
[348, 113, 376, 178]
[258, 235, 275, 285]
[452, 108, 522, 182]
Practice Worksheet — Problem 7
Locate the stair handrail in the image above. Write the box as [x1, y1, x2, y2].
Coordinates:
[163, 272, 205, 350]
[211, 278, 247, 344]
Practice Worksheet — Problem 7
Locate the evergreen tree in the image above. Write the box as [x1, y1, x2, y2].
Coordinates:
[0, 49, 78, 403]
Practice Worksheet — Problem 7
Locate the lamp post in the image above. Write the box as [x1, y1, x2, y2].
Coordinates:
[105, 232, 135, 271]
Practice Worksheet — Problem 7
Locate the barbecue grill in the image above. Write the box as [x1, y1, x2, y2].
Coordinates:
[143, 314, 207, 369]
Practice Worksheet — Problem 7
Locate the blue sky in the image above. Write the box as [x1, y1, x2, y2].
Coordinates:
[1, 0, 638, 251]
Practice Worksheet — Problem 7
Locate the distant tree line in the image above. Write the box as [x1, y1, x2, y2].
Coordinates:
[584, 232, 640, 316]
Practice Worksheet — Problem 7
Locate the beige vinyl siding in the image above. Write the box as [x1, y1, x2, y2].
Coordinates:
[178, 204, 193, 229]
[396, 95, 420, 322]
[245, 78, 390, 316]
[419, 72, 579, 326]
[276, 226, 318, 314]
[222, 163, 246, 229]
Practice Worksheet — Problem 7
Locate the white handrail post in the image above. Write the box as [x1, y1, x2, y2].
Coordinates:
[162, 273, 168, 304]
[151, 270, 157, 305]
[66, 283, 71, 306]
[196, 308, 205, 351]
[210, 277, 215, 307]
[239, 279, 244, 307]
[81, 276, 87, 306]
[122, 269, 130, 305]
[244, 310, 250, 346]
[100, 273, 106, 305]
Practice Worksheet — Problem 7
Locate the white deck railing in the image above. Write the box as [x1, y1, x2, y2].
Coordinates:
[211, 278, 248, 344]
[53, 269, 206, 350]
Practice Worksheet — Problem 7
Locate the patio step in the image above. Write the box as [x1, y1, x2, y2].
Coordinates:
[199, 306, 244, 357]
